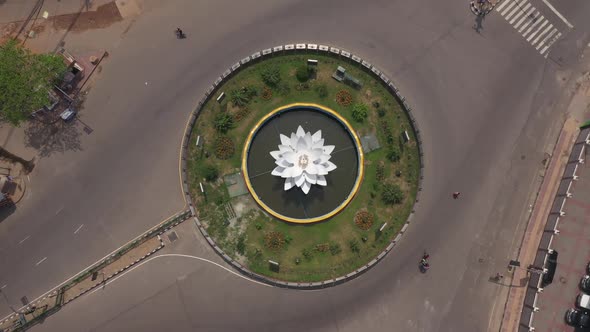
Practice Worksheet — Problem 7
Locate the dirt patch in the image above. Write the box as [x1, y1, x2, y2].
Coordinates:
[51, 2, 122, 32]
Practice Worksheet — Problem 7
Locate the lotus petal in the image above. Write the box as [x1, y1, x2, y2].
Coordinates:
[312, 139, 325, 149]
[272, 166, 285, 176]
[301, 181, 311, 194]
[270, 150, 282, 160]
[305, 163, 318, 175]
[278, 145, 291, 153]
[305, 172, 317, 184]
[280, 134, 291, 146]
[282, 151, 296, 163]
[312, 130, 322, 142]
[304, 132, 313, 149]
[316, 175, 327, 186]
[323, 145, 335, 155]
[324, 161, 337, 172]
[296, 126, 305, 137]
[291, 133, 298, 148]
[284, 177, 295, 190]
[294, 174, 306, 187]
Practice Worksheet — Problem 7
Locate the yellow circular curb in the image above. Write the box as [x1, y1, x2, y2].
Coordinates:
[242, 103, 364, 224]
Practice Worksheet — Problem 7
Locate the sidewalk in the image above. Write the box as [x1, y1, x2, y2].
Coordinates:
[499, 117, 579, 332]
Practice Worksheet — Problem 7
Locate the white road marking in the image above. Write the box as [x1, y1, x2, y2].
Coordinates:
[1, 285, 6, 289]
[18, 235, 30, 244]
[509, 3, 530, 24]
[496, 0, 511, 12]
[536, 28, 557, 49]
[540, 32, 561, 54]
[505, 2, 523, 20]
[514, 7, 535, 29]
[501, 1, 517, 16]
[35, 257, 47, 266]
[87, 253, 272, 298]
[73, 224, 84, 234]
[540, 0, 573, 28]
[27, 175, 30, 182]
[527, 20, 548, 42]
[523, 16, 544, 37]
[518, 11, 538, 32]
[55, 207, 64, 215]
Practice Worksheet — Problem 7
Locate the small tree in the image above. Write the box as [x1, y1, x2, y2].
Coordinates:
[351, 103, 369, 122]
[202, 164, 219, 181]
[261, 66, 281, 87]
[316, 84, 328, 98]
[229, 89, 249, 107]
[213, 112, 234, 133]
[0, 40, 67, 126]
[295, 65, 310, 82]
[382, 182, 404, 204]
[387, 146, 401, 162]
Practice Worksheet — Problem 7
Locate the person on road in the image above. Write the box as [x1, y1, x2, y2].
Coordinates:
[452, 192, 461, 199]
[175, 27, 184, 38]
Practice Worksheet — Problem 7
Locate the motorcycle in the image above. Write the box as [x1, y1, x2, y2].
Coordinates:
[419, 259, 430, 273]
[175, 28, 186, 39]
[419, 252, 430, 273]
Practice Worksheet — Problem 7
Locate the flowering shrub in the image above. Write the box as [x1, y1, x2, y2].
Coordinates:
[336, 90, 353, 106]
[354, 209, 374, 230]
[261, 86, 272, 100]
[264, 231, 285, 250]
[214, 136, 235, 160]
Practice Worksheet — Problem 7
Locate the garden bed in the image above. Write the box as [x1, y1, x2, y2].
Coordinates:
[187, 53, 420, 282]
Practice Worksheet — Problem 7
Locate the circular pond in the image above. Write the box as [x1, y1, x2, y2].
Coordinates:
[243, 103, 364, 223]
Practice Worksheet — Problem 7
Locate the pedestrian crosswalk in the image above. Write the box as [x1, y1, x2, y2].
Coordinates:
[495, 0, 562, 57]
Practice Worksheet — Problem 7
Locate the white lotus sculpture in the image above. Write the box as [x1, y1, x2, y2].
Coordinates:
[270, 125, 337, 194]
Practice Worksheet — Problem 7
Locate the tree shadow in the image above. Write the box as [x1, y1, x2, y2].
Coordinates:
[23, 118, 83, 158]
[0, 203, 16, 223]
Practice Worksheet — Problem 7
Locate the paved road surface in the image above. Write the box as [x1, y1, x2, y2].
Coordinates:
[0, 0, 588, 330]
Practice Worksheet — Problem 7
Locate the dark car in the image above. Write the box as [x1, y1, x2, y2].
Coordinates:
[566, 308, 590, 328]
[542, 250, 558, 286]
[581, 275, 590, 293]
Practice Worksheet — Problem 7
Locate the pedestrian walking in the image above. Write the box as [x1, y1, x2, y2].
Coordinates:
[452, 192, 461, 199]
[495, 272, 504, 280]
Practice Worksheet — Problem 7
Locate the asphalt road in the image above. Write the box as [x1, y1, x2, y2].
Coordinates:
[0, 0, 589, 330]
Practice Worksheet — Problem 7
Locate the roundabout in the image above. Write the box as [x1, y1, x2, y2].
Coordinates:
[184, 47, 422, 284]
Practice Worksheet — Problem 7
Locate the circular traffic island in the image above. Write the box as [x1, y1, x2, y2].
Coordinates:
[186, 50, 421, 284]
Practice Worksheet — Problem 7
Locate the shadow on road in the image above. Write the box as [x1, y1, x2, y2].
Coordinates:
[0, 203, 16, 223]
[473, 14, 485, 34]
[24, 120, 83, 158]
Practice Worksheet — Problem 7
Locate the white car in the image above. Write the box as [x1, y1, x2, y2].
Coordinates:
[60, 107, 76, 122]
[577, 293, 590, 311]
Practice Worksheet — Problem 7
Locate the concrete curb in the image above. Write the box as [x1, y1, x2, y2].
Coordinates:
[62, 236, 166, 306]
[181, 42, 425, 289]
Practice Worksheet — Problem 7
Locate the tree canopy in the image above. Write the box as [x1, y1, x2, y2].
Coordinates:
[0, 40, 67, 126]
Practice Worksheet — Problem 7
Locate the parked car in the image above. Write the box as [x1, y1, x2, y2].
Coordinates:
[566, 308, 590, 328]
[542, 250, 558, 286]
[581, 275, 590, 293]
[577, 293, 590, 311]
[60, 107, 76, 122]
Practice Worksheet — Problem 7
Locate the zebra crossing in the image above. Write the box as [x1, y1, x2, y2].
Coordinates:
[495, 0, 562, 57]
